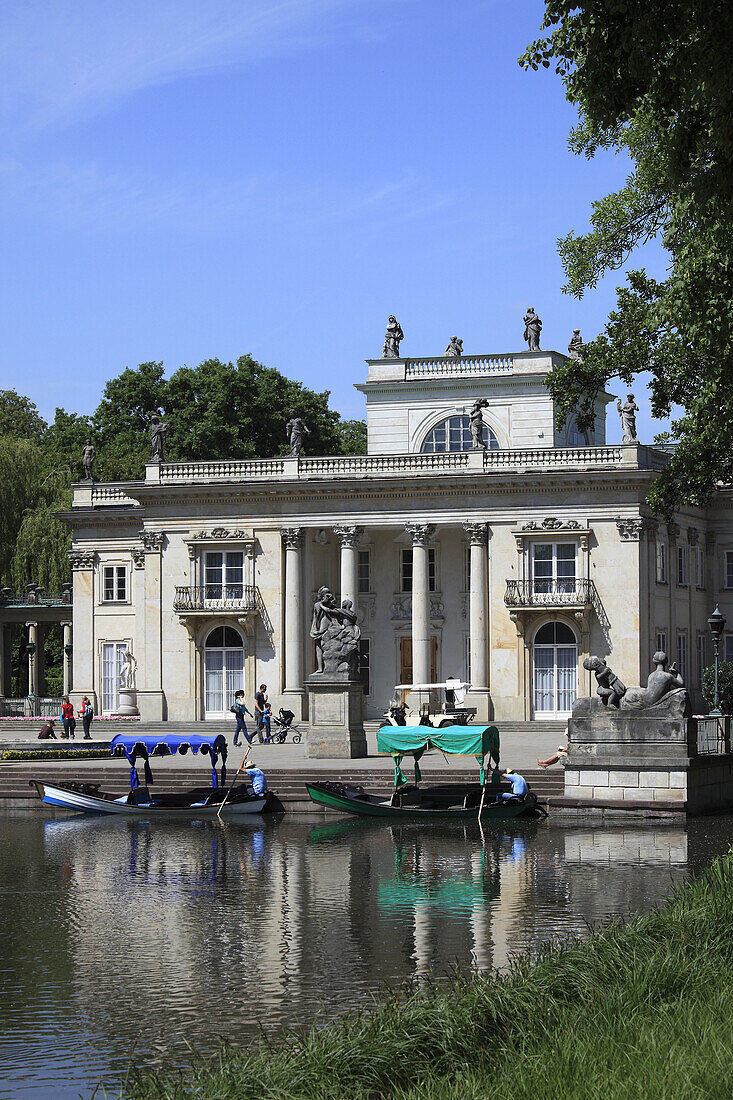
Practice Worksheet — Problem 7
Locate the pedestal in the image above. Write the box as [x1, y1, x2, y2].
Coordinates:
[306, 674, 367, 758]
[116, 689, 139, 716]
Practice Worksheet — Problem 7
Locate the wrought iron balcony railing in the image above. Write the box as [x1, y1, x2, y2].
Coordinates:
[504, 579, 595, 608]
[173, 584, 261, 613]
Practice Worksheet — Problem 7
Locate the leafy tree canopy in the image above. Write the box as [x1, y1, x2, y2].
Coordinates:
[0, 391, 47, 441]
[521, 0, 733, 516]
[702, 662, 733, 718]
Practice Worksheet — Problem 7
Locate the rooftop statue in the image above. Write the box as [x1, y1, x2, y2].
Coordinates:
[523, 307, 542, 352]
[444, 336, 463, 357]
[616, 393, 639, 443]
[82, 440, 95, 481]
[567, 329, 584, 360]
[310, 587, 360, 676]
[382, 315, 404, 359]
[150, 415, 168, 463]
[286, 409, 310, 457]
[469, 398, 490, 450]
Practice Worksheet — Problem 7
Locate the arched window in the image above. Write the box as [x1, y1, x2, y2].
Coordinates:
[534, 621, 577, 646]
[565, 417, 587, 447]
[421, 415, 499, 453]
[205, 626, 243, 649]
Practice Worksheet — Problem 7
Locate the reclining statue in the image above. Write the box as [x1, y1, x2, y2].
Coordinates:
[583, 650, 686, 714]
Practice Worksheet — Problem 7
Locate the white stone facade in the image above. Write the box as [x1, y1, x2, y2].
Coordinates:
[61, 350, 733, 724]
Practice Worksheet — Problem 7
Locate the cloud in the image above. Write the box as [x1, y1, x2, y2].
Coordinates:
[1, 0, 378, 131]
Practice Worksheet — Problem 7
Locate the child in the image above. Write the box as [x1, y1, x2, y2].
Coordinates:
[262, 702, 272, 742]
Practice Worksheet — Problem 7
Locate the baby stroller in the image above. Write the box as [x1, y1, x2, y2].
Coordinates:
[270, 708, 303, 745]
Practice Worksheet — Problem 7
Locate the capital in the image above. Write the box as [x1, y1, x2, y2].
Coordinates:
[333, 524, 363, 549]
[462, 521, 488, 545]
[68, 549, 96, 570]
[139, 530, 164, 552]
[405, 522, 435, 547]
[281, 527, 303, 550]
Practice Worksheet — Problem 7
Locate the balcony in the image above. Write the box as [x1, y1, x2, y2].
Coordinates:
[173, 584, 261, 615]
[504, 579, 595, 611]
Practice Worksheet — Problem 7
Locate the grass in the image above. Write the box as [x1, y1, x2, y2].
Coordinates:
[119, 849, 733, 1100]
[1, 748, 111, 760]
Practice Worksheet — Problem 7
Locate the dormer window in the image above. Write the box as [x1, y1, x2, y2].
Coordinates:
[421, 415, 499, 452]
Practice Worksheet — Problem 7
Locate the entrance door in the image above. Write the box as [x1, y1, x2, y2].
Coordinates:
[101, 642, 128, 714]
[399, 637, 438, 683]
[532, 621, 578, 718]
[203, 626, 244, 718]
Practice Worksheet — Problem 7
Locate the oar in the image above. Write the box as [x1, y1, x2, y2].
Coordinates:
[217, 751, 250, 820]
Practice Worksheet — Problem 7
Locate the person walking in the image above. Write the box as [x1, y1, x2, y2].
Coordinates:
[61, 696, 76, 740]
[254, 684, 268, 743]
[79, 696, 94, 740]
[231, 690, 253, 747]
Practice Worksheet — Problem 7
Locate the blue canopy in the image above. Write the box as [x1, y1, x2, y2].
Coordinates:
[110, 733, 228, 790]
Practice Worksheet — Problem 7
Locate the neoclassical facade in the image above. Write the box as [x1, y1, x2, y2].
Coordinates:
[61, 349, 733, 723]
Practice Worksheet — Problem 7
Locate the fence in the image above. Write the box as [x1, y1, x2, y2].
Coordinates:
[696, 716, 731, 755]
[0, 697, 64, 718]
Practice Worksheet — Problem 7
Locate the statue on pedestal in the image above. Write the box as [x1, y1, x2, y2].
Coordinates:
[523, 307, 542, 352]
[583, 650, 685, 713]
[310, 587, 360, 676]
[150, 415, 168, 463]
[583, 656, 627, 708]
[444, 336, 463, 357]
[82, 440, 95, 481]
[616, 393, 639, 443]
[119, 651, 138, 691]
[286, 410, 310, 456]
[382, 315, 404, 359]
[568, 329, 584, 360]
[469, 398, 490, 449]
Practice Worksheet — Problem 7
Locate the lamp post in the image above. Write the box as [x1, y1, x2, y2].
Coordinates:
[707, 606, 726, 718]
[25, 640, 36, 698]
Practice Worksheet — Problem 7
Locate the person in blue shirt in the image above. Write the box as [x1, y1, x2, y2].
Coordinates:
[232, 690, 253, 747]
[501, 769, 528, 801]
[244, 761, 268, 797]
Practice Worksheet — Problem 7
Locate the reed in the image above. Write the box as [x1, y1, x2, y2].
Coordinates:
[122, 850, 733, 1100]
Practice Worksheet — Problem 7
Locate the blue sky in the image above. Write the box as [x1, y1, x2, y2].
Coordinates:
[1, 0, 669, 443]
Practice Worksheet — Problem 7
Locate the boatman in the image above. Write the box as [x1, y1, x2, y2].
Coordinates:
[500, 769, 528, 802]
[243, 760, 268, 797]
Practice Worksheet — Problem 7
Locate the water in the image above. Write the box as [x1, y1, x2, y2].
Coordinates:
[0, 809, 731, 1098]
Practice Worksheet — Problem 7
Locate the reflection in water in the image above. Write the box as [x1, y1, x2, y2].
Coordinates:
[0, 810, 731, 1098]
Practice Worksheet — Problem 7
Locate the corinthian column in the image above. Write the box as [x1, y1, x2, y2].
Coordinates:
[281, 528, 304, 692]
[333, 525, 362, 612]
[463, 523, 489, 690]
[406, 523, 435, 685]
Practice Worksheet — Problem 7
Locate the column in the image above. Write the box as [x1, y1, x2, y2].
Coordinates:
[0, 623, 5, 709]
[26, 622, 38, 697]
[334, 525, 362, 611]
[281, 528, 304, 693]
[62, 622, 73, 696]
[463, 523, 489, 689]
[406, 523, 434, 685]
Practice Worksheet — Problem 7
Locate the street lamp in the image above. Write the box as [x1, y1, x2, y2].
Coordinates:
[25, 639, 36, 698]
[707, 606, 726, 718]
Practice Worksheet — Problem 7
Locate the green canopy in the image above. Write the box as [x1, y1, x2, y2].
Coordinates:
[377, 723, 500, 787]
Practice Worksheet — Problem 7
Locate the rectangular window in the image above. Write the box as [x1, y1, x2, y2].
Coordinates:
[401, 547, 436, 593]
[357, 550, 371, 594]
[358, 638, 370, 696]
[656, 542, 667, 584]
[204, 551, 244, 598]
[531, 542, 577, 595]
[103, 565, 127, 602]
[677, 632, 687, 684]
[656, 631, 667, 656]
[697, 635, 706, 689]
[695, 546, 705, 588]
[101, 642, 128, 713]
[726, 551, 733, 589]
[677, 545, 688, 586]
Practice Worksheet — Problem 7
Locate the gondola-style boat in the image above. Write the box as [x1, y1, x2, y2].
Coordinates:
[31, 733, 269, 818]
[306, 723, 537, 820]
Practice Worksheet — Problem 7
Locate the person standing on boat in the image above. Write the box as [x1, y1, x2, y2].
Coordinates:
[61, 696, 76, 740]
[500, 769, 528, 801]
[231, 690, 253, 747]
[254, 684, 268, 742]
[79, 696, 94, 740]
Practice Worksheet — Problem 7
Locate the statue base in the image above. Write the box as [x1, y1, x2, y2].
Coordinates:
[306, 674, 367, 759]
[115, 689, 139, 717]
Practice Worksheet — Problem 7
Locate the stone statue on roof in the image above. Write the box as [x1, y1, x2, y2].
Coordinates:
[523, 307, 542, 352]
[444, 336, 463, 357]
[382, 316, 404, 358]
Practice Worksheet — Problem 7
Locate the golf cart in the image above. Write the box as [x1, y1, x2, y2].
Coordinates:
[381, 679, 476, 728]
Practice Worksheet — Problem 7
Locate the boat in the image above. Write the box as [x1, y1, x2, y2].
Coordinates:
[306, 723, 538, 820]
[30, 733, 269, 818]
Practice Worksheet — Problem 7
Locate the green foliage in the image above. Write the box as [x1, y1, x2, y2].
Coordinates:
[520, 1, 733, 515]
[0, 391, 47, 440]
[336, 419, 368, 456]
[702, 661, 733, 716]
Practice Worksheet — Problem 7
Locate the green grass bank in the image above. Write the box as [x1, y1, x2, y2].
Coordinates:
[122, 850, 733, 1100]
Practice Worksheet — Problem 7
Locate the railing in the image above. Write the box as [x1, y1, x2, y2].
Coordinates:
[484, 446, 623, 468]
[504, 579, 595, 608]
[300, 452, 471, 477]
[91, 484, 139, 506]
[697, 716, 731, 755]
[172, 584, 261, 613]
[0, 697, 63, 717]
[0, 588, 71, 608]
[161, 459, 287, 483]
[403, 354, 514, 378]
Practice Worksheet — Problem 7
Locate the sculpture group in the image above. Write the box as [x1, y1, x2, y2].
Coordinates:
[310, 587, 360, 676]
[584, 651, 685, 711]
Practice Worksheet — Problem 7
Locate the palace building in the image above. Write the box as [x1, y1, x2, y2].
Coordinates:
[60, 346, 733, 724]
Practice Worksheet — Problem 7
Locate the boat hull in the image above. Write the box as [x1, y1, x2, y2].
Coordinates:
[305, 781, 532, 820]
[32, 780, 268, 818]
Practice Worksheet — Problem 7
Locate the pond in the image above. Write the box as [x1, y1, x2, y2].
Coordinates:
[0, 809, 731, 1098]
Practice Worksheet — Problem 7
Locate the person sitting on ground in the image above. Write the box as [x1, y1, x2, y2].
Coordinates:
[538, 727, 569, 768]
[38, 719, 57, 740]
[500, 769, 528, 801]
[243, 760, 268, 796]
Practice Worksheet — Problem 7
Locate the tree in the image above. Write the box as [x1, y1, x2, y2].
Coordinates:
[337, 419, 368, 456]
[702, 662, 733, 717]
[521, 1, 733, 515]
[0, 391, 47, 440]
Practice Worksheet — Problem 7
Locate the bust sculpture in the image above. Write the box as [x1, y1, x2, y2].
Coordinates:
[310, 587, 360, 676]
[444, 336, 463, 357]
[382, 315, 404, 359]
[150, 415, 168, 463]
[523, 307, 542, 352]
[82, 440, 95, 480]
[286, 410, 310, 456]
[616, 393, 639, 443]
[568, 329, 584, 360]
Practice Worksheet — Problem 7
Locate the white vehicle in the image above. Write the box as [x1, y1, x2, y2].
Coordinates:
[381, 679, 476, 728]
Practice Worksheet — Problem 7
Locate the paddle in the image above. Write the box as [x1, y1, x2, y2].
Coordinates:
[217, 751, 251, 820]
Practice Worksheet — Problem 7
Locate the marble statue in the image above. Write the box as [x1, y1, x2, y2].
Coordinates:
[616, 393, 639, 443]
[286, 410, 310, 457]
[523, 307, 542, 352]
[583, 656, 627, 708]
[469, 398, 490, 449]
[382, 315, 404, 359]
[82, 440, 95, 480]
[119, 651, 138, 691]
[150, 415, 168, 463]
[568, 329, 584, 360]
[310, 587, 360, 676]
[444, 336, 463, 357]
